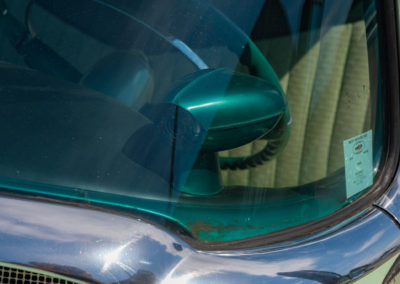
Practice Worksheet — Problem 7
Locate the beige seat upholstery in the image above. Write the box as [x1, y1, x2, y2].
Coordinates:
[222, 21, 371, 188]
[0, 1, 370, 190]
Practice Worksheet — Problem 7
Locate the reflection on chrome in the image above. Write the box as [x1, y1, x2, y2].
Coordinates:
[101, 238, 140, 273]
[0, 196, 399, 283]
[162, 274, 194, 284]
[101, 245, 124, 273]
[376, 176, 400, 224]
[162, 262, 195, 284]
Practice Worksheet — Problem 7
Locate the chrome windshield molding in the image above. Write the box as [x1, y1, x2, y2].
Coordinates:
[0, 196, 399, 283]
[375, 0, 400, 226]
[376, 168, 400, 225]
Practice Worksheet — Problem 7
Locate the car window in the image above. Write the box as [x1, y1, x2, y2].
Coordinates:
[0, 0, 382, 242]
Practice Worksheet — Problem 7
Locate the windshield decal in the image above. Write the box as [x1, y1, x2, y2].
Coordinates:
[343, 130, 373, 198]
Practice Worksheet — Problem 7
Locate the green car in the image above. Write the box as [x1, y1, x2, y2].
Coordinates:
[0, 0, 399, 283]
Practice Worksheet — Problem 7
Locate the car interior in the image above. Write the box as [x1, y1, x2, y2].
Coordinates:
[0, 0, 377, 241]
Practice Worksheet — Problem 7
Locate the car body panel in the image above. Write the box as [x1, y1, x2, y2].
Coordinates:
[0, 190, 399, 283]
[376, 175, 400, 225]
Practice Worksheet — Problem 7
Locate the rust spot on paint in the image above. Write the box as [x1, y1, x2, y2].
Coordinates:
[188, 220, 262, 238]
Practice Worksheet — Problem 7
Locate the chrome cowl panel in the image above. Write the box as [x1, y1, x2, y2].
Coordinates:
[0, 195, 399, 283]
[376, 175, 400, 225]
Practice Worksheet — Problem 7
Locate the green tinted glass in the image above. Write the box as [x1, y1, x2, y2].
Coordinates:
[0, 0, 381, 241]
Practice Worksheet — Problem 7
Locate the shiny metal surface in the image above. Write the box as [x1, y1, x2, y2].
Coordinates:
[0, 195, 399, 283]
[376, 168, 400, 224]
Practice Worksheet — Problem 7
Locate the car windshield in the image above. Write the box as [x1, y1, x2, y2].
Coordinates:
[0, 0, 381, 242]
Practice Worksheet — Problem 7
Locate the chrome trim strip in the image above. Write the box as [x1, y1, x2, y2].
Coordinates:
[376, 169, 400, 225]
[0, 196, 399, 283]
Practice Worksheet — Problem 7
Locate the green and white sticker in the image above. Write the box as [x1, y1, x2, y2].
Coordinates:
[343, 130, 373, 198]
